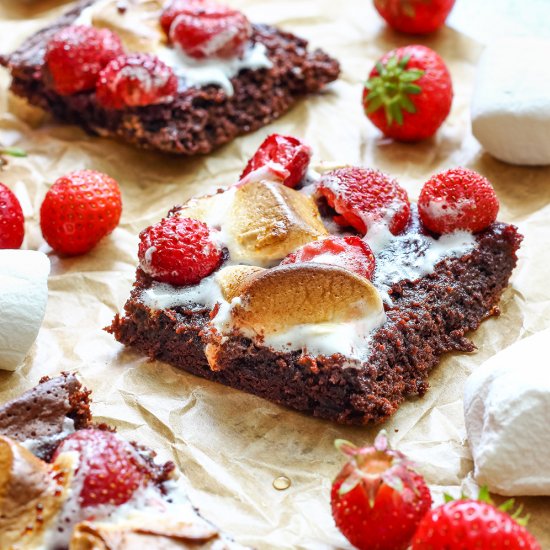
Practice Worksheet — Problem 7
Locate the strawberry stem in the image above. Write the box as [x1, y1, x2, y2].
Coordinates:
[0, 147, 27, 158]
[365, 53, 424, 126]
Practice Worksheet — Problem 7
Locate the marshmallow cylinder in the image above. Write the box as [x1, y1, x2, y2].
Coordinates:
[0, 250, 50, 371]
[464, 329, 550, 496]
[471, 38, 550, 166]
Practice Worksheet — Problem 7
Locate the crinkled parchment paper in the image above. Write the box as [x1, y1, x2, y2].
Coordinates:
[1, 0, 549, 547]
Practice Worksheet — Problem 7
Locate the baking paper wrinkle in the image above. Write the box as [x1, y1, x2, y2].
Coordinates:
[0, 0, 549, 547]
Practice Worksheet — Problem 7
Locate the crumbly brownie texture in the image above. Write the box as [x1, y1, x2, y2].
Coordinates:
[108, 222, 521, 425]
[0, 0, 340, 155]
[0, 373, 91, 461]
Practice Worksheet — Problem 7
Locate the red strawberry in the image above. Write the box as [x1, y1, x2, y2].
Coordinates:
[281, 236, 376, 280]
[0, 183, 24, 249]
[166, 0, 252, 60]
[240, 134, 312, 188]
[363, 45, 453, 141]
[331, 431, 432, 550]
[374, 0, 456, 35]
[40, 170, 122, 256]
[412, 490, 541, 550]
[418, 167, 499, 234]
[96, 54, 178, 110]
[44, 25, 124, 96]
[52, 429, 149, 507]
[317, 167, 410, 236]
[138, 216, 223, 286]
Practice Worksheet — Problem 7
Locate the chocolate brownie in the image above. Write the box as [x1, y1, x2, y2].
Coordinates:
[107, 167, 522, 425]
[0, 374, 247, 549]
[0, 0, 340, 155]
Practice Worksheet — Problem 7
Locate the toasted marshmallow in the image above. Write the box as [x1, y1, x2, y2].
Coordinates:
[216, 265, 265, 302]
[179, 181, 328, 266]
[0, 436, 73, 548]
[79, 0, 165, 53]
[71, 517, 221, 550]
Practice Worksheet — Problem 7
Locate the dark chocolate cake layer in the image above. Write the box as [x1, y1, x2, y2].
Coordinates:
[0, 373, 91, 460]
[108, 222, 521, 425]
[0, 0, 340, 155]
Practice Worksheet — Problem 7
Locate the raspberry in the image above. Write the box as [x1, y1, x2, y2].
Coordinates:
[317, 167, 411, 236]
[44, 25, 124, 96]
[165, 0, 252, 59]
[138, 217, 223, 286]
[52, 429, 149, 507]
[96, 54, 178, 110]
[418, 168, 499, 234]
[0, 183, 24, 249]
[282, 236, 376, 280]
[40, 170, 122, 256]
[240, 134, 312, 188]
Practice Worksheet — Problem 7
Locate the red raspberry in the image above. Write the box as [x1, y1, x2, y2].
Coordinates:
[52, 429, 149, 507]
[40, 170, 122, 256]
[282, 236, 376, 280]
[418, 168, 499, 234]
[44, 25, 124, 96]
[317, 167, 410, 236]
[240, 134, 312, 188]
[0, 183, 24, 249]
[138, 217, 223, 286]
[165, 0, 252, 60]
[96, 54, 178, 110]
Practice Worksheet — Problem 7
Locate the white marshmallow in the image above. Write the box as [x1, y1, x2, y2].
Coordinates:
[464, 329, 550, 496]
[0, 250, 50, 371]
[471, 38, 550, 165]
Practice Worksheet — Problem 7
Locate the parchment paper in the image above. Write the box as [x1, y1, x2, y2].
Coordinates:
[1, 1, 549, 548]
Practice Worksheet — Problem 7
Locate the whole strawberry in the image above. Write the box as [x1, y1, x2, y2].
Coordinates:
[45, 25, 124, 95]
[163, 0, 252, 59]
[418, 167, 499, 234]
[282, 236, 376, 280]
[240, 134, 312, 188]
[96, 53, 178, 110]
[40, 170, 122, 256]
[52, 429, 150, 507]
[138, 216, 223, 286]
[363, 45, 453, 141]
[317, 167, 410, 235]
[0, 183, 24, 249]
[331, 431, 432, 550]
[412, 489, 541, 550]
[374, 0, 456, 35]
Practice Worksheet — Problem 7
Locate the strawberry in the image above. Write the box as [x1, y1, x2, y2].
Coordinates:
[412, 489, 541, 550]
[418, 167, 499, 234]
[281, 236, 376, 280]
[363, 45, 453, 141]
[331, 431, 432, 550]
[374, 0, 456, 35]
[52, 429, 150, 507]
[240, 134, 312, 188]
[96, 53, 178, 110]
[44, 25, 124, 96]
[165, 0, 252, 60]
[138, 216, 223, 286]
[0, 183, 24, 249]
[317, 167, 410, 236]
[40, 170, 122, 256]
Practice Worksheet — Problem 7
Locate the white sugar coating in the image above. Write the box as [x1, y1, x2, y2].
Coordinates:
[420, 196, 474, 223]
[464, 329, 550, 496]
[471, 38, 550, 165]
